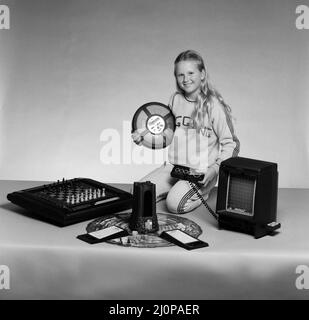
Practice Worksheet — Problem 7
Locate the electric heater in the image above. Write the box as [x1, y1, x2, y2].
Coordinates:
[216, 157, 280, 238]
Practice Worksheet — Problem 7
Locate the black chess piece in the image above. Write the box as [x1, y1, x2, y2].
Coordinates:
[129, 181, 159, 234]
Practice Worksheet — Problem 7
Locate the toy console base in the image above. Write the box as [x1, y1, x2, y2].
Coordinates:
[218, 215, 281, 239]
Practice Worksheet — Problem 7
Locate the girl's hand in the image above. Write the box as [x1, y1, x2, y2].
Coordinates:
[132, 131, 143, 145]
[199, 166, 217, 187]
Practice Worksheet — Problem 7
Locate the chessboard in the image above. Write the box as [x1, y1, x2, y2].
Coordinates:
[86, 212, 202, 248]
[7, 178, 133, 226]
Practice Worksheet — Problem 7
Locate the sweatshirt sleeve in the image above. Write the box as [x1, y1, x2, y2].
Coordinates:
[210, 99, 240, 174]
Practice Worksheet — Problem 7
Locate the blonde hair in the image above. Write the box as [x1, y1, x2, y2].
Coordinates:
[174, 50, 232, 132]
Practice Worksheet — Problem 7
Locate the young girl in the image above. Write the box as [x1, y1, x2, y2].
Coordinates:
[132, 50, 240, 214]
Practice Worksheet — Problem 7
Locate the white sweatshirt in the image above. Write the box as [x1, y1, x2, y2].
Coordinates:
[168, 93, 240, 174]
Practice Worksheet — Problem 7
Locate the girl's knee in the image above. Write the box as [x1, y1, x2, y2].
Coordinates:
[166, 194, 180, 213]
[166, 192, 201, 214]
[166, 181, 198, 214]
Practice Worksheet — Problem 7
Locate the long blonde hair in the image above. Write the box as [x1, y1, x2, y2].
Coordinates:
[174, 50, 232, 132]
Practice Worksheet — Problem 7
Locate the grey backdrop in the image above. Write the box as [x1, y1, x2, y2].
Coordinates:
[0, 0, 308, 187]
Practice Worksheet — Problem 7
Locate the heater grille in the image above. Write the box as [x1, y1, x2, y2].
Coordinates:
[226, 174, 256, 216]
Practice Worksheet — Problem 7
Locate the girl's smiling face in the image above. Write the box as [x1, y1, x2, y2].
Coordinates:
[175, 60, 205, 100]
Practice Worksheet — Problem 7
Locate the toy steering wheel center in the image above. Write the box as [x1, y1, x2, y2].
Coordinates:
[146, 115, 166, 135]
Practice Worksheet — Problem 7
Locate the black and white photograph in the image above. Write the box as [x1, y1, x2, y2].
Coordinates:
[0, 0, 309, 306]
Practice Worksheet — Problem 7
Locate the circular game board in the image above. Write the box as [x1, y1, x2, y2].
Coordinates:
[86, 212, 202, 248]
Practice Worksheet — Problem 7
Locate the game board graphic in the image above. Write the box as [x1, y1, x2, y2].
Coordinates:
[86, 212, 202, 248]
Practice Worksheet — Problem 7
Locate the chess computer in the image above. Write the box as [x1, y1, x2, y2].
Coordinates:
[7, 178, 133, 226]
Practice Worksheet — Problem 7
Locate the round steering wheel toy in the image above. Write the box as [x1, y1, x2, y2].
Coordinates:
[131, 102, 176, 149]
